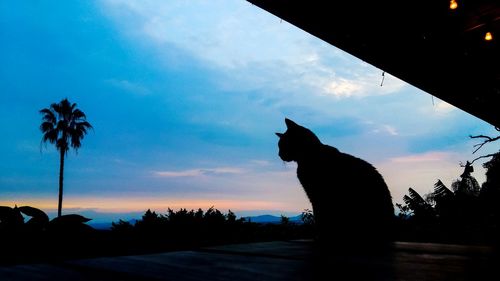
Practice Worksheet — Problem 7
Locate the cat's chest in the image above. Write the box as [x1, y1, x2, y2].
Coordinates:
[296, 161, 331, 183]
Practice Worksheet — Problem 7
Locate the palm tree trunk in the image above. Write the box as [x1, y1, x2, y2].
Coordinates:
[58, 150, 65, 217]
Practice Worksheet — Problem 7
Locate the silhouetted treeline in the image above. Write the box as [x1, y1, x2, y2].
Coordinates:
[0, 206, 314, 265]
[395, 152, 500, 245]
[108, 207, 314, 255]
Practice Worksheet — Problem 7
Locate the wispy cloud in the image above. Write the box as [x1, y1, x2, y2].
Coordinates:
[249, 160, 272, 167]
[322, 78, 363, 98]
[370, 124, 399, 136]
[383, 125, 399, 136]
[100, 0, 406, 100]
[319, 71, 405, 99]
[153, 167, 245, 178]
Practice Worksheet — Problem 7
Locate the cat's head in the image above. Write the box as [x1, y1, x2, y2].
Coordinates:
[276, 118, 322, 162]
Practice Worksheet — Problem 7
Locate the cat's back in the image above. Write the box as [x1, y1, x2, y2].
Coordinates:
[303, 144, 379, 177]
[300, 144, 392, 206]
[296, 144, 384, 192]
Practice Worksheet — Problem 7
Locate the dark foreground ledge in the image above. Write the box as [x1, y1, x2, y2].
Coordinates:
[0, 240, 497, 281]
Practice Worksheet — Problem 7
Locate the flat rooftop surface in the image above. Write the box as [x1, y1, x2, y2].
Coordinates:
[0, 240, 497, 281]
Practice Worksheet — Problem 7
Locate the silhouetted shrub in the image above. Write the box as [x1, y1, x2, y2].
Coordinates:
[0, 205, 96, 264]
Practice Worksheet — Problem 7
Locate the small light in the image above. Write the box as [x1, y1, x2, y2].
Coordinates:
[484, 31, 493, 41]
[449, 0, 458, 10]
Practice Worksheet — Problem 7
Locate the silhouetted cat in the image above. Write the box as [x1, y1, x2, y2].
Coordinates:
[276, 118, 394, 250]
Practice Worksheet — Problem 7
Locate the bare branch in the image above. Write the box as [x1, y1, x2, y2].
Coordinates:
[470, 153, 498, 165]
[469, 134, 500, 154]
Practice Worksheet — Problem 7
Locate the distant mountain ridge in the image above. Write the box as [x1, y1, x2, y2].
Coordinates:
[242, 214, 303, 224]
[88, 214, 303, 230]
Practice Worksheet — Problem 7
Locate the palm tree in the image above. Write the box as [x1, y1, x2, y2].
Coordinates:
[40, 98, 92, 217]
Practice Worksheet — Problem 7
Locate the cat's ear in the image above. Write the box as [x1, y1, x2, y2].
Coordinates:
[275, 132, 284, 138]
[285, 118, 299, 129]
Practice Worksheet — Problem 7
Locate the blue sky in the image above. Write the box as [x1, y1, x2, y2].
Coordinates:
[0, 1, 497, 221]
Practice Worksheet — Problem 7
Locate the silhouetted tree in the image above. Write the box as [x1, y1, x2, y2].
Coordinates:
[452, 161, 481, 196]
[448, 162, 482, 234]
[467, 127, 500, 243]
[469, 127, 500, 203]
[280, 215, 290, 225]
[111, 219, 134, 233]
[40, 98, 92, 217]
[135, 209, 166, 232]
[402, 188, 436, 222]
[479, 152, 500, 240]
[433, 180, 455, 223]
[480, 152, 500, 200]
[203, 206, 225, 225]
[226, 210, 237, 223]
[301, 209, 315, 225]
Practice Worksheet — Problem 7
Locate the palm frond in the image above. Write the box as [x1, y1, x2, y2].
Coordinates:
[40, 121, 55, 133]
[71, 134, 82, 150]
[408, 188, 426, 205]
[41, 129, 58, 144]
[433, 180, 454, 199]
[72, 109, 87, 119]
[39, 108, 53, 115]
[403, 195, 413, 205]
[50, 102, 62, 115]
[39, 108, 56, 123]
[403, 188, 435, 218]
[77, 121, 92, 129]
